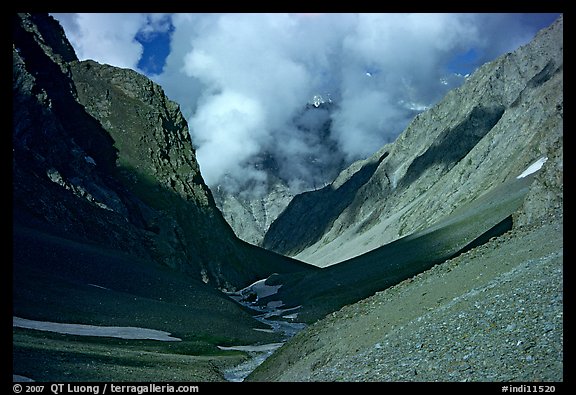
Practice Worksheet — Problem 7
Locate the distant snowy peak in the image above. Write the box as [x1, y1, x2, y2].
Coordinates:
[440, 73, 470, 86]
[397, 73, 469, 113]
[310, 94, 332, 108]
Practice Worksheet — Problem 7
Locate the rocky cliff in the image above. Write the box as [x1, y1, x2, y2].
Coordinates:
[214, 178, 296, 246]
[263, 15, 563, 268]
[13, 12, 309, 291]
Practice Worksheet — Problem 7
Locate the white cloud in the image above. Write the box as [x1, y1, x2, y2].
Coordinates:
[51, 12, 560, 196]
[52, 13, 147, 70]
[189, 90, 269, 185]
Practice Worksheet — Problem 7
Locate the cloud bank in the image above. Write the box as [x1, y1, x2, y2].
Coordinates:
[52, 12, 559, 196]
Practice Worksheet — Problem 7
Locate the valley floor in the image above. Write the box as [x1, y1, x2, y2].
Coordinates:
[12, 328, 248, 382]
[248, 218, 563, 382]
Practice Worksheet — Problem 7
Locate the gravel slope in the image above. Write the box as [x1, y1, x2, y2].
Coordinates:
[247, 218, 563, 382]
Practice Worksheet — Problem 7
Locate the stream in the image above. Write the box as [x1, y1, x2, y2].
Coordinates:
[218, 278, 306, 382]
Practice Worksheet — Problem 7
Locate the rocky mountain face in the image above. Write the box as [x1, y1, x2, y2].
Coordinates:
[213, 177, 296, 246]
[13, 14, 319, 381]
[248, 16, 563, 382]
[12, 13, 310, 293]
[263, 15, 563, 268]
[13, 12, 562, 382]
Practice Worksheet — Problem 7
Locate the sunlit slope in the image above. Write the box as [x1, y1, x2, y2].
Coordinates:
[263, 172, 535, 323]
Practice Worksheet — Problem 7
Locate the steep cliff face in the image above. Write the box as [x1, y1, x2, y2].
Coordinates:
[263, 16, 563, 268]
[67, 59, 238, 284]
[12, 13, 309, 292]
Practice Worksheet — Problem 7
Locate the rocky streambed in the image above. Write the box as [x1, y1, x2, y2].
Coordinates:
[219, 278, 306, 382]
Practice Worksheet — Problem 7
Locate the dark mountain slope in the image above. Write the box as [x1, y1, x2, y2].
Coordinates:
[13, 13, 312, 292]
[12, 13, 315, 381]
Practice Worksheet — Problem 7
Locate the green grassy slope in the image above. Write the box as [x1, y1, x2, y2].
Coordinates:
[262, 173, 535, 323]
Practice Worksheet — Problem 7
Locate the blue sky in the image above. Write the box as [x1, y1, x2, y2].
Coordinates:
[135, 19, 174, 75]
[51, 13, 561, 194]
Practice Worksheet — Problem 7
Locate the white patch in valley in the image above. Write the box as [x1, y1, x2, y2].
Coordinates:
[13, 317, 181, 341]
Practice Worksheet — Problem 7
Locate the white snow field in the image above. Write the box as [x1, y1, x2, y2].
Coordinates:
[13, 317, 181, 341]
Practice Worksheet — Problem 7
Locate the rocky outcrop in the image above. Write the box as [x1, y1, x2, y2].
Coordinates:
[67, 59, 231, 279]
[214, 179, 295, 246]
[263, 15, 563, 268]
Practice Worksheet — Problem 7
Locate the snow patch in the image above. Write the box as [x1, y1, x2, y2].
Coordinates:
[13, 374, 34, 382]
[13, 317, 181, 341]
[88, 283, 109, 290]
[517, 156, 548, 179]
[217, 343, 284, 353]
[310, 94, 332, 108]
[84, 155, 96, 166]
[233, 277, 282, 302]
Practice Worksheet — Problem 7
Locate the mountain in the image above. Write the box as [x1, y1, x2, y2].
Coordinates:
[247, 15, 563, 381]
[213, 172, 296, 246]
[249, 14, 563, 324]
[13, 12, 562, 382]
[263, 15, 563, 267]
[12, 13, 314, 381]
[255, 15, 562, 322]
[249, 219, 563, 381]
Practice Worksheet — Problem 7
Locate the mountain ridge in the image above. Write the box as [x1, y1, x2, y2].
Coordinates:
[13, 12, 311, 291]
[12, 13, 562, 382]
[263, 15, 563, 268]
